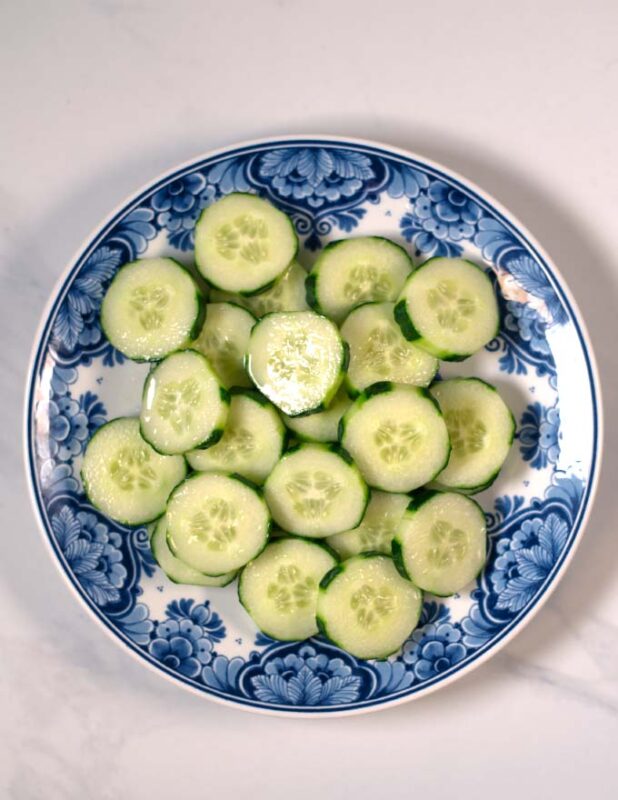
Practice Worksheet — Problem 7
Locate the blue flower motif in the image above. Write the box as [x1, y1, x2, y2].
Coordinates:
[519, 402, 560, 469]
[148, 600, 225, 678]
[503, 300, 551, 357]
[401, 623, 467, 680]
[51, 505, 128, 606]
[259, 148, 375, 209]
[151, 173, 216, 250]
[400, 180, 482, 257]
[117, 603, 154, 646]
[490, 513, 569, 612]
[251, 645, 362, 705]
[42, 390, 107, 463]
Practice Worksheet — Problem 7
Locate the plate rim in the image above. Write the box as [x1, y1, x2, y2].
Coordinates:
[23, 134, 604, 717]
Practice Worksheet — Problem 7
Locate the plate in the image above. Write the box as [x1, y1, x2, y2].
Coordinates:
[25, 136, 602, 716]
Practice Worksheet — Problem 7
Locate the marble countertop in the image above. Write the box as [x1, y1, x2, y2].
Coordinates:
[1, 1, 617, 797]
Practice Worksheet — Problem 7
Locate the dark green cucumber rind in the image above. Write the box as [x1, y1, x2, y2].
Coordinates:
[219, 385, 231, 404]
[434, 469, 501, 495]
[189, 289, 207, 341]
[240, 276, 278, 298]
[406, 487, 440, 513]
[315, 613, 406, 661]
[391, 538, 411, 581]
[151, 521, 239, 587]
[364, 381, 393, 399]
[328, 442, 354, 464]
[229, 472, 264, 495]
[341, 340, 350, 373]
[319, 563, 345, 590]
[228, 386, 269, 404]
[304, 273, 322, 312]
[393, 298, 422, 343]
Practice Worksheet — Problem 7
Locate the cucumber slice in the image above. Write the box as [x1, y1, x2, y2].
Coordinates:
[239, 537, 338, 641]
[100, 258, 204, 361]
[195, 193, 298, 294]
[430, 378, 515, 492]
[211, 261, 309, 316]
[282, 387, 352, 443]
[394, 257, 499, 360]
[190, 302, 255, 388]
[81, 418, 186, 525]
[151, 516, 237, 587]
[264, 444, 368, 537]
[140, 349, 229, 455]
[186, 389, 285, 484]
[340, 383, 450, 492]
[392, 490, 487, 596]
[246, 311, 347, 416]
[166, 472, 270, 575]
[327, 491, 410, 559]
[306, 237, 413, 323]
[317, 553, 422, 659]
[341, 302, 438, 395]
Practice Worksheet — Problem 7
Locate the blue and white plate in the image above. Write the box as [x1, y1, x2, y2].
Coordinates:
[25, 136, 602, 716]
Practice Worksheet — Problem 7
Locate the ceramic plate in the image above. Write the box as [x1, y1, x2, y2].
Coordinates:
[25, 136, 602, 716]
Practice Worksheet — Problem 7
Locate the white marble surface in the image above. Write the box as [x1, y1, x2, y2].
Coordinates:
[1, 0, 618, 797]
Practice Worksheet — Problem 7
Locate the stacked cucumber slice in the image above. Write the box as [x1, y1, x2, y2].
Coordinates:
[84, 191, 515, 661]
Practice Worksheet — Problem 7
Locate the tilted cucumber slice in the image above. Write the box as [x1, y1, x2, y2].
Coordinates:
[306, 237, 413, 323]
[392, 490, 487, 596]
[81, 417, 187, 525]
[166, 472, 270, 575]
[340, 383, 450, 492]
[195, 193, 298, 294]
[327, 491, 410, 559]
[140, 349, 229, 455]
[394, 257, 499, 360]
[239, 537, 338, 641]
[190, 302, 255, 388]
[430, 378, 515, 492]
[282, 387, 352, 443]
[264, 443, 368, 538]
[100, 258, 205, 361]
[246, 311, 347, 416]
[210, 261, 309, 316]
[341, 301, 438, 395]
[151, 516, 237, 587]
[317, 553, 422, 659]
[186, 389, 285, 484]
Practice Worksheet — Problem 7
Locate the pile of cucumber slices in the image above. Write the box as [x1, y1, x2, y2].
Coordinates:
[83, 192, 515, 660]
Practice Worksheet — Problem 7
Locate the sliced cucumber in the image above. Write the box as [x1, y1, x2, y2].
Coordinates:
[190, 302, 255, 388]
[211, 261, 309, 316]
[392, 490, 487, 596]
[430, 378, 515, 492]
[264, 444, 368, 538]
[81, 418, 186, 525]
[239, 537, 338, 641]
[100, 258, 204, 361]
[394, 257, 499, 360]
[166, 472, 270, 575]
[306, 237, 413, 323]
[341, 301, 438, 395]
[194, 193, 298, 294]
[317, 553, 422, 659]
[327, 491, 410, 559]
[151, 516, 237, 587]
[340, 383, 450, 492]
[246, 311, 347, 416]
[282, 387, 352, 443]
[186, 389, 285, 484]
[140, 349, 229, 455]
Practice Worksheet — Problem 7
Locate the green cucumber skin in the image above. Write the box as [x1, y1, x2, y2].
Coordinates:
[405, 487, 440, 513]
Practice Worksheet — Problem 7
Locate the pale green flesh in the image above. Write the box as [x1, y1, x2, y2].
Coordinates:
[264, 445, 368, 537]
[190, 302, 255, 388]
[210, 261, 308, 316]
[100, 258, 200, 360]
[239, 538, 337, 640]
[394, 492, 487, 596]
[311, 237, 413, 323]
[166, 473, 270, 574]
[430, 379, 514, 491]
[247, 311, 345, 416]
[327, 491, 410, 559]
[186, 393, 284, 484]
[140, 350, 228, 454]
[397, 258, 499, 358]
[283, 387, 352, 443]
[341, 387, 450, 492]
[195, 193, 298, 293]
[317, 555, 422, 659]
[342, 302, 438, 392]
[151, 517, 237, 586]
[81, 418, 186, 525]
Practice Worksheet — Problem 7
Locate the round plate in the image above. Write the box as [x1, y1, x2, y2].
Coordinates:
[25, 136, 602, 716]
